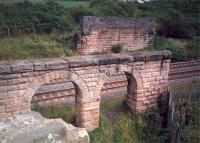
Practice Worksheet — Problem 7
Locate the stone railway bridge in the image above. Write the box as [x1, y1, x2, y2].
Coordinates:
[0, 50, 171, 131]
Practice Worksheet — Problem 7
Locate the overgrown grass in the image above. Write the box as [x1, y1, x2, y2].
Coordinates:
[147, 36, 200, 61]
[32, 84, 199, 143]
[112, 109, 169, 143]
[182, 101, 200, 143]
[89, 115, 110, 143]
[170, 81, 200, 143]
[32, 104, 76, 125]
[101, 97, 126, 110]
[0, 0, 199, 60]
[0, 34, 76, 60]
[113, 113, 141, 143]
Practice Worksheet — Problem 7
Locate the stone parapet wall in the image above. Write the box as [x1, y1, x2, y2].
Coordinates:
[0, 50, 171, 131]
[77, 16, 156, 54]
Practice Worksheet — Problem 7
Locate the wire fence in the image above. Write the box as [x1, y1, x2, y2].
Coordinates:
[0, 24, 69, 38]
[168, 85, 199, 143]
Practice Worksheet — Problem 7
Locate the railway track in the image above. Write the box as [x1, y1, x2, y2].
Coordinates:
[104, 60, 200, 89]
[169, 60, 200, 80]
[32, 60, 200, 103]
[170, 60, 200, 69]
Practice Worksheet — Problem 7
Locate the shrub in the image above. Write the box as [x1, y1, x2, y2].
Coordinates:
[149, 37, 188, 61]
[0, 1, 75, 32]
[185, 37, 200, 59]
[111, 44, 123, 53]
[159, 17, 198, 39]
[67, 5, 95, 23]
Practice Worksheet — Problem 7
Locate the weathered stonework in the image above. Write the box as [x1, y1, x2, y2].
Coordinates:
[77, 16, 156, 54]
[0, 50, 171, 131]
[0, 111, 90, 143]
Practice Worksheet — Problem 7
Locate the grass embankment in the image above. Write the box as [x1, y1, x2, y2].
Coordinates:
[0, 34, 76, 60]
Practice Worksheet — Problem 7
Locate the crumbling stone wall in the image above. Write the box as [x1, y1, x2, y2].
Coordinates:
[0, 50, 171, 131]
[77, 16, 156, 54]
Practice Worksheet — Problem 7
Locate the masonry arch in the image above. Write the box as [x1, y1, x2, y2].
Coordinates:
[20, 70, 88, 127]
[124, 69, 143, 112]
[97, 64, 144, 112]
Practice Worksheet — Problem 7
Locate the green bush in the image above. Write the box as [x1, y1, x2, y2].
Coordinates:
[67, 5, 95, 22]
[111, 44, 123, 53]
[149, 37, 188, 61]
[0, 1, 75, 32]
[185, 37, 200, 59]
[0, 0, 200, 61]
[158, 13, 199, 38]
[90, 0, 143, 17]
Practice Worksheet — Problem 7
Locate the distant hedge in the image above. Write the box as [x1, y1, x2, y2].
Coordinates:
[0, 0, 199, 38]
[0, 1, 75, 32]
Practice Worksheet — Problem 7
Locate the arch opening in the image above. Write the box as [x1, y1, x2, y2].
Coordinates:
[31, 81, 81, 126]
[22, 71, 87, 128]
[125, 71, 140, 112]
[125, 72, 138, 99]
[99, 68, 143, 113]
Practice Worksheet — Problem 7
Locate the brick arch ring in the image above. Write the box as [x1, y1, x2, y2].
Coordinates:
[20, 70, 88, 113]
[97, 64, 143, 90]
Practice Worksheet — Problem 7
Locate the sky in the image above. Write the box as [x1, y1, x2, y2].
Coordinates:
[138, 0, 150, 3]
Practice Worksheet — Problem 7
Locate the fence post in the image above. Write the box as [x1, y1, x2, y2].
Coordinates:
[33, 27, 36, 41]
[7, 27, 10, 38]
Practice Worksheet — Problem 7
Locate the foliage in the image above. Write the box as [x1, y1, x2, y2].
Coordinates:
[113, 110, 170, 143]
[184, 37, 200, 59]
[57, 0, 89, 8]
[90, 0, 146, 17]
[182, 101, 200, 143]
[33, 87, 200, 143]
[111, 44, 123, 53]
[158, 12, 199, 39]
[0, 1, 75, 32]
[32, 103, 76, 125]
[149, 36, 188, 61]
[0, 34, 75, 60]
[148, 36, 200, 61]
[89, 115, 110, 143]
[140, 0, 200, 39]
[0, 0, 199, 60]
[171, 81, 200, 143]
[67, 5, 95, 22]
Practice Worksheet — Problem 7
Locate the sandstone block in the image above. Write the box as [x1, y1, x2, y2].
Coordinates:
[0, 112, 90, 143]
[6, 104, 21, 112]
[11, 60, 34, 72]
[0, 64, 11, 74]
[0, 105, 5, 113]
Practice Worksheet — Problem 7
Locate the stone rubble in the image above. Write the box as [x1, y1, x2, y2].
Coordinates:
[0, 111, 89, 143]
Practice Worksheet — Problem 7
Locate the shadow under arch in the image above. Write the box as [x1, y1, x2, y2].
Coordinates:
[99, 65, 143, 113]
[20, 70, 88, 126]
